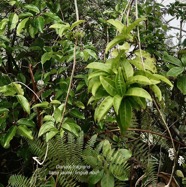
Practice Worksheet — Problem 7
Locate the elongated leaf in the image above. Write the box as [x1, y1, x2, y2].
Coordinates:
[127, 75, 152, 85]
[36, 16, 45, 33]
[119, 99, 132, 133]
[101, 172, 114, 187]
[41, 52, 52, 64]
[17, 17, 29, 35]
[16, 95, 30, 115]
[62, 121, 81, 137]
[32, 101, 49, 109]
[17, 118, 35, 127]
[92, 81, 101, 96]
[0, 82, 23, 96]
[153, 74, 173, 87]
[150, 85, 162, 101]
[3, 126, 17, 148]
[125, 87, 152, 100]
[86, 62, 112, 73]
[70, 20, 85, 30]
[24, 4, 40, 13]
[10, 13, 19, 30]
[17, 125, 33, 140]
[46, 129, 58, 142]
[105, 35, 125, 54]
[95, 96, 113, 122]
[177, 75, 186, 95]
[113, 95, 122, 115]
[38, 121, 54, 137]
[107, 19, 124, 33]
[115, 67, 126, 96]
[100, 76, 117, 96]
[126, 17, 146, 33]
[122, 61, 134, 80]
[167, 67, 184, 77]
[70, 109, 85, 119]
[163, 52, 182, 66]
[88, 71, 108, 80]
[89, 170, 104, 185]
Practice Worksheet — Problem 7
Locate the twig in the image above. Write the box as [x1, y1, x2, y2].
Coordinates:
[74, 0, 79, 21]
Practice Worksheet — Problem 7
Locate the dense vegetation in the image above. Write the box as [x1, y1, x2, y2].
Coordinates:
[0, 0, 186, 186]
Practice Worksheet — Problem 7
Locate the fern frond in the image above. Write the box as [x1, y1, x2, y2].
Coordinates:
[8, 175, 30, 187]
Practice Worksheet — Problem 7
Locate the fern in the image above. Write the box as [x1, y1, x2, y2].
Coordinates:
[8, 175, 30, 187]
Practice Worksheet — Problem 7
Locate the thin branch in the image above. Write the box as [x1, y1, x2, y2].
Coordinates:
[74, 0, 79, 21]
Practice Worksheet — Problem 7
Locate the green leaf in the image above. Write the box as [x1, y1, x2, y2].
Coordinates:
[62, 121, 81, 137]
[150, 85, 162, 101]
[17, 125, 33, 140]
[70, 20, 85, 30]
[17, 17, 29, 35]
[153, 74, 173, 87]
[177, 75, 186, 95]
[46, 129, 58, 142]
[17, 118, 35, 128]
[163, 52, 182, 66]
[101, 172, 114, 187]
[41, 52, 52, 64]
[88, 71, 108, 80]
[167, 67, 184, 77]
[54, 108, 62, 123]
[126, 17, 146, 33]
[10, 13, 19, 30]
[38, 121, 55, 137]
[16, 95, 30, 115]
[115, 67, 126, 96]
[113, 95, 122, 115]
[105, 35, 125, 54]
[24, 4, 40, 13]
[32, 101, 49, 109]
[3, 126, 17, 148]
[83, 49, 97, 60]
[86, 62, 112, 73]
[70, 109, 85, 119]
[92, 81, 101, 96]
[107, 19, 124, 33]
[89, 170, 104, 185]
[75, 101, 85, 109]
[119, 99, 132, 132]
[100, 76, 117, 96]
[95, 96, 113, 122]
[118, 149, 132, 160]
[122, 61, 134, 80]
[36, 16, 45, 33]
[125, 87, 152, 100]
[0, 83, 24, 96]
[127, 75, 152, 85]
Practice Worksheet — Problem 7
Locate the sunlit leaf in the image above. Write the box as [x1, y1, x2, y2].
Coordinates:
[16, 95, 30, 115]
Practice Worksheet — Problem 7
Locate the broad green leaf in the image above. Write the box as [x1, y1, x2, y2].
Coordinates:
[62, 121, 81, 137]
[176, 170, 184, 178]
[36, 16, 45, 33]
[17, 17, 29, 35]
[153, 74, 173, 87]
[95, 96, 113, 122]
[177, 75, 186, 95]
[167, 67, 184, 77]
[0, 83, 24, 96]
[163, 52, 182, 66]
[150, 85, 162, 101]
[181, 55, 186, 66]
[54, 108, 62, 123]
[100, 76, 117, 96]
[12, 82, 24, 95]
[43, 115, 55, 122]
[17, 125, 33, 140]
[125, 87, 152, 100]
[118, 149, 132, 160]
[113, 95, 122, 115]
[16, 95, 30, 115]
[10, 13, 19, 30]
[86, 62, 112, 73]
[105, 35, 125, 54]
[0, 18, 9, 30]
[41, 52, 52, 64]
[101, 172, 114, 187]
[32, 101, 49, 108]
[18, 12, 33, 18]
[119, 99, 132, 132]
[89, 170, 104, 184]
[126, 17, 146, 33]
[107, 19, 124, 33]
[46, 129, 58, 142]
[49, 23, 63, 29]
[122, 61, 134, 80]
[24, 4, 40, 13]
[3, 126, 17, 148]
[70, 109, 85, 119]
[70, 20, 85, 30]
[127, 75, 152, 85]
[132, 97, 146, 109]
[0, 108, 9, 118]
[75, 101, 85, 109]
[50, 100, 61, 105]
[88, 71, 108, 80]
[115, 67, 126, 96]
[83, 49, 97, 60]
[92, 81, 101, 96]
[17, 118, 35, 127]
[29, 24, 37, 38]
[38, 121, 54, 137]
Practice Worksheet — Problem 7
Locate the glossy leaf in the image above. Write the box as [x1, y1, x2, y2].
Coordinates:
[163, 52, 182, 66]
[10, 13, 19, 30]
[46, 129, 58, 142]
[17, 18, 29, 35]
[153, 74, 173, 88]
[17, 125, 33, 140]
[115, 67, 126, 96]
[122, 61, 134, 80]
[119, 99, 132, 132]
[100, 76, 117, 96]
[70, 20, 85, 30]
[107, 19, 124, 33]
[86, 62, 112, 73]
[113, 95, 122, 115]
[127, 75, 152, 85]
[95, 96, 113, 122]
[36, 16, 45, 33]
[17, 118, 35, 127]
[16, 95, 30, 115]
[24, 4, 40, 13]
[32, 101, 49, 109]
[177, 75, 186, 95]
[70, 109, 85, 119]
[38, 121, 55, 137]
[41, 52, 52, 64]
[3, 126, 17, 148]
[62, 121, 81, 137]
[101, 172, 114, 187]
[150, 85, 162, 101]
[88, 71, 108, 80]
[125, 87, 152, 100]
[167, 67, 184, 77]
[92, 81, 101, 96]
